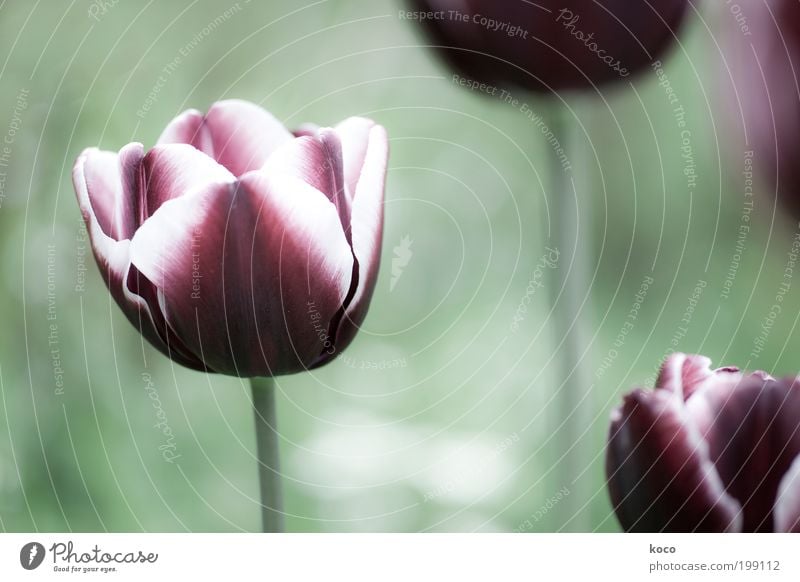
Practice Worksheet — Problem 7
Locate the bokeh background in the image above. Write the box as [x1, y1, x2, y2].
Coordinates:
[0, 0, 793, 532]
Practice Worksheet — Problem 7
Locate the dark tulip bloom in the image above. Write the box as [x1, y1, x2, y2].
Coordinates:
[726, 0, 800, 219]
[606, 353, 800, 532]
[406, 0, 688, 92]
[73, 100, 388, 377]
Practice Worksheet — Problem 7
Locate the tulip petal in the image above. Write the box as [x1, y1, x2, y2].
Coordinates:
[656, 353, 713, 398]
[655, 353, 743, 401]
[325, 123, 388, 357]
[124, 263, 211, 371]
[335, 117, 377, 198]
[263, 132, 351, 237]
[606, 389, 742, 532]
[156, 109, 212, 152]
[141, 144, 235, 219]
[158, 100, 293, 177]
[129, 171, 354, 377]
[775, 454, 800, 533]
[655, 353, 751, 439]
[701, 376, 800, 532]
[408, 0, 687, 92]
[73, 148, 207, 371]
[77, 144, 143, 241]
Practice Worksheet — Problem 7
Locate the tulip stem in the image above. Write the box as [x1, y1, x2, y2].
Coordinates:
[549, 103, 592, 531]
[251, 376, 285, 533]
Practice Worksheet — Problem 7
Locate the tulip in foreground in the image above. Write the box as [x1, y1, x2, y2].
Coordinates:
[73, 99, 388, 377]
[73, 99, 388, 532]
[607, 353, 800, 532]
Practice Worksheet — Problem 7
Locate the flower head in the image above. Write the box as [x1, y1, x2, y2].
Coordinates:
[407, 0, 688, 92]
[73, 100, 388, 377]
[607, 353, 800, 532]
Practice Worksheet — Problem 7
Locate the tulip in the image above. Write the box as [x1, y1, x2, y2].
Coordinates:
[606, 353, 800, 532]
[73, 99, 388, 378]
[406, 0, 688, 92]
[725, 0, 800, 219]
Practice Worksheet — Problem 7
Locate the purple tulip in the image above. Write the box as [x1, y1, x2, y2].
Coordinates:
[73, 100, 388, 377]
[606, 353, 800, 532]
[406, 0, 688, 92]
[726, 0, 800, 219]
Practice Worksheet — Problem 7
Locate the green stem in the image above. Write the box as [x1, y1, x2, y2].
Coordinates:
[549, 102, 592, 531]
[251, 376, 284, 533]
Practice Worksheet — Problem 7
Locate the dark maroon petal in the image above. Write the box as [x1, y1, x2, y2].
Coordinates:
[76, 144, 143, 241]
[408, 0, 688, 92]
[159, 100, 293, 177]
[124, 264, 209, 371]
[318, 129, 351, 238]
[140, 144, 235, 221]
[606, 389, 741, 532]
[775, 454, 800, 532]
[323, 123, 388, 357]
[73, 148, 206, 371]
[686, 371, 772, 446]
[701, 376, 800, 532]
[264, 132, 351, 238]
[129, 171, 354, 377]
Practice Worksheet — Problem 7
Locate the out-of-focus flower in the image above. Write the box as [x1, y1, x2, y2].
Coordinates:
[73, 99, 388, 377]
[406, 0, 688, 92]
[725, 0, 800, 219]
[606, 353, 800, 532]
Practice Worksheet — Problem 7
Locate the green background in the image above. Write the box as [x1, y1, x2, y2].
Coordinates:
[0, 0, 793, 532]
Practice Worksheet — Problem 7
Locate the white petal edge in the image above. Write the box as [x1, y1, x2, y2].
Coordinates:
[335, 116, 377, 200]
[348, 124, 388, 307]
[775, 453, 800, 532]
[72, 148, 163, 333]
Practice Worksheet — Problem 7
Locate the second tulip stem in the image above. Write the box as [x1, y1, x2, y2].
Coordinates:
[549, 103, 592, 531]
[251, 376, 285, 533]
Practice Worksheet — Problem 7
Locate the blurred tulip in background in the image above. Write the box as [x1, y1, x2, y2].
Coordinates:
[406, 0, 689, 92]
[724, 0, 800, 220]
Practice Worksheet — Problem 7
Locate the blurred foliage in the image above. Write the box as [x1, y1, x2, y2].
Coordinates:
[0, 0, 794, 532]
